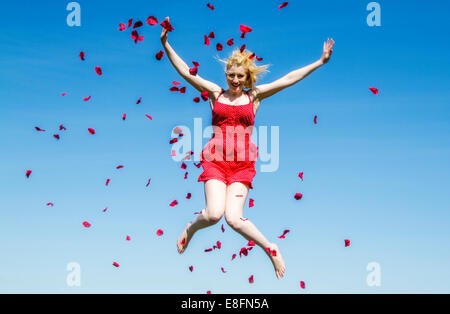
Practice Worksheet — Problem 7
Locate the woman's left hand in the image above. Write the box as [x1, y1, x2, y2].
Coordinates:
[320, 38, 335, 64]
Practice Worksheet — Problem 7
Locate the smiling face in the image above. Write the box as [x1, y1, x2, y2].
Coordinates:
[225, 65, 248, 95]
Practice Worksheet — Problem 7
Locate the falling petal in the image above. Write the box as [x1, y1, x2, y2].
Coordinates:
[231, 254, 236, 260]
[314, 115, 317, 124]
[53, 134, 60, 140]
[35, 127, 45, 132]
[227, 38, 234, 46]
[278, 2, 289, 9]
[189, 266, 194, 272]
[221, 267, 227, 273]
[46, 202, 54, 206]
[61, 92, 67, 96]
[217, 241, 222, 249]
[248, 275, 254, 284]
[160, 19, 174, 32]
[247, 240, 255, 246]
[122, 113, 126, 120]
[181, 162, 187, 170]
[145, 114, 152, 120]
[136, 97, 142, 104]
[206, 3, 214, 10]
[156, 50, 164, 60]
[172, 81, 181, 86]
[294, 193, 303, 200]
[201, 91, 209, 101]
[204, 248, 213, 252]
[255, 56, 263, 61]
[345, 239, 351, 247]
[116, 165, 124, 169]
[118, 23, 126, 31]
[169, 200, 178, 207]
[127, 19, 133, 27]
[369, 87, 379, 95]
[132, 20, 143, 29]
[146, 178, 151, 187]
[300, 281, 306, 289]
[26, 170, 32, 178]
[249, 198, 254, 207]
[208, 31, 215, 39]
[88, 128, 95, 135]
[156, 229, 164, 236]
[298, 172, 304, 181]
[146, 16, 158, 26]
[184, 172, 188, 179]
[126, 235, 131, 241]
[240, 44, 246, 53]
[82, 221, 91, 228]
[221, 224, 225, 232]
[102, 207, 107, 212]
[216, 43, 223, 51]
[95, 66, 102, 75]
[193, 97, 200, 103]
[186, 193, 192, 199]
[179, 87, 186, 93]
[83, 96, 91, 101]
[59, 125, 67, 131]
[105, 179, 110, 186]
[113, 262, 120, 268]
[79, 51, 85, 61]
[278, 229, 290, 239]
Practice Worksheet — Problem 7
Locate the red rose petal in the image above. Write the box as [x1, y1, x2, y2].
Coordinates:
[300, 281, 306, 289]
[88, 128, 95, 135]
[118, 23, 126, 31]
[184, 172, 188, 179]
[227, 38, 234, 46]
[47, 202, 54, 206]
[181, 162, 187, 170]
[221, 267, 227, 273]
[113, 262, 120, 268]
[217, 241, 222, 249]
[132, 21, 143, 29]
[145, 114, 152, 120]
[79, 51, 85, 61]
[116, 165, 124, 169]
[136, 97, 142, 104]
[221, 224, 225, 232]
[345, 239, 351, 247]
[172, 81, 181, 86]
[53, 134, 60, 140]
[61, 92, 67, 96]
[298, 172, 304, 181]
[170, 86, 179, 92]
[59, 125, 67, 131]
[369, 87, 379, 95]
[231, 254, 236, 260]
[169, 200, 178, 207]
[247, 240, 255, 246]
[239, 247, 248, 257]
[240, 217, 248, 221]
[105, 179, 110, 186]
[82, 221, 91, 228]
[204, 248, 213, 252]
[83, 96, 91, 101]
[193, 97, 200, 103]
[186, 193, 192, 199]
[255, 56, 263, 61]
[207, 291, 211, 294]
[146, 16, 158, 26]
[278, 229, 290, 239]
[156, 229, 164, 236]
[201, 91, 209, 101]
[179, 86, 186, 93]
[128, 19, 133, 27]
[206, 3, 214, 10]
[146, 178, 151, 187]
[204, 35, 209, 46]
[169, 138, 178, 144]
[249, 198, 254, 207]
[95, 66, 102, 75]
[314, 115, 317, 124]
[26, 170, 32, 178]
[122, 113, 127, 120]
[189, 265, 194, 272]
[102, 207, 107, 212]
[248, 275, 254, 284]
[208, 31, 215, 39]
[278, 2, 289, 9]
[249, 53, 255, 60]
[239, 25, 252, 33]
[131, 30, 144, 43]
[240, 44, 246, 53]
[294, 193, 303, 200]
[160, 20, 174, 32]
[216, 43, 223, 51]
[126, 235, 131, 241]
[194, 162, 202, 168]
[156, 50, 164, 60]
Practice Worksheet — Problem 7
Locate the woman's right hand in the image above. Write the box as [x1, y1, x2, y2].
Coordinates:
[160, 16, 169, 43]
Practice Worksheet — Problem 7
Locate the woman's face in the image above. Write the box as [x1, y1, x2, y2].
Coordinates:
[226, 65, 248, 95]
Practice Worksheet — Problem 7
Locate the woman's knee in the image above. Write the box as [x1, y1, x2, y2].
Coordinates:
[204, 207, 224, 224]
[225, 214, 242, 230]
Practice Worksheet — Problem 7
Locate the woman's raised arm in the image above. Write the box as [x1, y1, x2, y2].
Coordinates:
[253, 38, 335, 101]
[160, 17, 222, 95]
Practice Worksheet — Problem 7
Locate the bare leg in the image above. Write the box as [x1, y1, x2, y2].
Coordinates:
[224, 182, 286, 279]
[177, 179, 227, 253]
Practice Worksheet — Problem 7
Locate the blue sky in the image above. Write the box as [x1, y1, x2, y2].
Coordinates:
[1, 0, 449, 293]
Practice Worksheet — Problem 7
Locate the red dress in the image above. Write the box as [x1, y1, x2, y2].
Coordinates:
[198, 89, 258, 189]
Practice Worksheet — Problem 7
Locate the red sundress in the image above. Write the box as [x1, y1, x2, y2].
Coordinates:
[198, 89, 258, 189]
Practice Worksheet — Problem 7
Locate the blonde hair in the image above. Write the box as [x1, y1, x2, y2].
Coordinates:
[217, 48, 269, 89]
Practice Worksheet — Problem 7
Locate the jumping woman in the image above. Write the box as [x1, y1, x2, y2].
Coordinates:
[160, 17, 335, 279]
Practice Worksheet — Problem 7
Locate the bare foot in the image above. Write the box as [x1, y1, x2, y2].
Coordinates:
[177, 222, 192, 254]
[265, 243, 286, 279]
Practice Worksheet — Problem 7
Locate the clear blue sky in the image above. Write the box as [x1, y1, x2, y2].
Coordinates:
[1, 0, 449, 293]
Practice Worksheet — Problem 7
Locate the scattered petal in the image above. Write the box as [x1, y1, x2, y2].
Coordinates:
[314, 115, 317, 124]
[189, 265, 194, 272]
[298, 172, 304, 181]
[26, 170, 32, 178]
[35, 127, 46, 132]
[79, 51, 85, 61]
[193, 97, 200, 103]
[105, 179, 111, 186]
[126, 235, 131, 241]
[83, 96, 91, 101]
[172, 81, 181, 86]
[208, 31, 215, 39]
[102, 207, 107, 212]
[300, 281, 306, 289]
[61, 92, 67, 96]
[186, 193, 192, 199]
[240, 44, 246, 53]
[221, 267, 227, 273]
[95, 66, 102, 75]
[113, 262, 120, 268]
[146, 178, 151, 187]
[46, 202, 54, 206]
[127, 19, 133, 27]
[369, 87, 379, 95]
[227, 38, 234, 46]
[160, 19, 174, 32]
[345, 239, 351, 247]
[170, 86, 179, 92]
[247, 240, 255, 246]
[204, 248, 213, 252]
[248, 275, 254, 284]
[136, 97, 142, 104]
[216, 241, 222, 249]
[82, 221, 91, 228]
[181, 162, 187, 170]
[145, 114, 152, 120]
[156, 229, 164, 236]
[206, 3, 214, 10]
[59, 125, 67, 131]
[131, 30, 144, 43]
[179, 86, 186, 93]
[146, 16, 158, 26]
[116, 165, 124, 169]
[278, 2, 289, 9]
[118, 23, 126, 31]
[169, 200, 178, 207]
[201, 91, 209, 101]
[122, 113, 127, 120]
[231, 254, 237, 260]
[294, 193, 303, 200]
[216, 43, 223, 51]
[221, 224, 225, 232]
[278, 229, 290, 239]
[184, 172, 188, 179]
[53, 134, 60, 140]
[249, 198, 254, 207]
[88, 128, 95, 135]
[156, 50, 164, 60]
[132, 20, 143, 29]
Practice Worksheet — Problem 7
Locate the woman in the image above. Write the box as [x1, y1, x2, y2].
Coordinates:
[160, 17, 334, 279]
